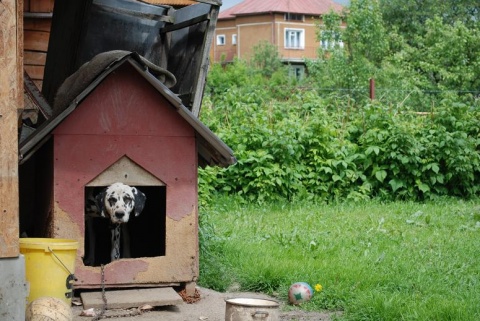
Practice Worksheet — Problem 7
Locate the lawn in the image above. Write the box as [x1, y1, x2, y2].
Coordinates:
[199, 196, 480, 321]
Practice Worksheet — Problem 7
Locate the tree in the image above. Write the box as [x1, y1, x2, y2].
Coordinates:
[310, 0, 480, 107]
[344, 0, 388, 66]
[309, 0, 388, 100]
[250, 41, 284, 79]
[392, 17, 480, 95]
[379, 0, 480, 40]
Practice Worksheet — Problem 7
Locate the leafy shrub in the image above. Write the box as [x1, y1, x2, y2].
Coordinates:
[199, 67, 480, 204]
[199, 16, 480, 204]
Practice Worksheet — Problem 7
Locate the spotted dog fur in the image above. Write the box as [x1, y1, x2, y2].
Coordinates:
[96, 183, 146, 224]
[84, 183, 146, 265]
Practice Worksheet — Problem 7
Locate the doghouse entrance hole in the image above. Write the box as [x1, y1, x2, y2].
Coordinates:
[84, 185, 166, 266]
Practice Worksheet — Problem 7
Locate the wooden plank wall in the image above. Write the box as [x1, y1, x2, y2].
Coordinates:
[0, 0, 23, 258]
[23, 0, 54, 90]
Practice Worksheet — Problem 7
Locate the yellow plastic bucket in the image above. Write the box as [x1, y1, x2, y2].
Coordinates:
[19, 238, 78, 305]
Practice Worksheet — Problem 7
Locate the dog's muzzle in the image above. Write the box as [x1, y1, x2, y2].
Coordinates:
[112, 211, 127, 223]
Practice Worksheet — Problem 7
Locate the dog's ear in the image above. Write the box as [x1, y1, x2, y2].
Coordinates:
[95, 189, 107, 218]
[132, 187, 146, 216]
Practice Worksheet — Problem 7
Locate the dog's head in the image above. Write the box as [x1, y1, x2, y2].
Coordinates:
[95, 183, 146, 224]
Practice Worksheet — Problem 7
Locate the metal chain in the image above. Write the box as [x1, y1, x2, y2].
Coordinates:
[90, 264, 144, 320]
[92, 264, 107, 321]
[112, 225, 121, 260]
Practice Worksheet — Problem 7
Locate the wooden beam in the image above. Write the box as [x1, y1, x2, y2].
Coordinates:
[161, 13, 210, 34]
[24, 30, 49, 52]
[0, 0, 23, 258]
[24, 65, 45, 80]
[24, 18, 52, 32]
[29, 0, 54, 13]
[24, 51, 47, 66]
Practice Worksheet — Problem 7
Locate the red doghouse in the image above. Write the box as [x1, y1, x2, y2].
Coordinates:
[19, 52, 235, 293]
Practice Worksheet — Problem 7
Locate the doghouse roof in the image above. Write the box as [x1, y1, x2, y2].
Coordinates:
[19, 51, 236, 168]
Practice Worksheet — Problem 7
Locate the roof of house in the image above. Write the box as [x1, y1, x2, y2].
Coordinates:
[219, 0, 343, 19]
[19, 51, 236, 168]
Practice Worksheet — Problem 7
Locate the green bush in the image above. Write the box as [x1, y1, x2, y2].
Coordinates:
[199, 14, 480, 204]
[199, 65, 480, 203]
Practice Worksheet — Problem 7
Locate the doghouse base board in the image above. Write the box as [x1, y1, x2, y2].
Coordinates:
[80, 287, 184, 309]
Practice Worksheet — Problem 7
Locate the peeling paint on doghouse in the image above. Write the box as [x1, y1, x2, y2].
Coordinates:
[53, 202, 84, 254]
[74, 260, 150, 286]
[135, 212, 198, 282]
[73, 210, 199, 288]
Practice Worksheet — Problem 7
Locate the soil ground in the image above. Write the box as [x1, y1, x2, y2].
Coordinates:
[71, 287, 339, 321]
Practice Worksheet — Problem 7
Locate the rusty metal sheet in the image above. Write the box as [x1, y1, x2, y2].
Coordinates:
[42, 0, 220, 116]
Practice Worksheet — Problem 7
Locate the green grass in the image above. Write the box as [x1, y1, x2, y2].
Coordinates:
[198, 196, 480, 321]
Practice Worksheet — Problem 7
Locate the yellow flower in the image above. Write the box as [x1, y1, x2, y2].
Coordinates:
[315, 284, 323, 292]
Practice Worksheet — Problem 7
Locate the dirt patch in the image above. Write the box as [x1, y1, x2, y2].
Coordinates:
[72, 287, 340, 321]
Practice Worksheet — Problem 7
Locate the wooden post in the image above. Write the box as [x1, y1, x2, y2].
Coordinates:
[0, 0, 23, 258]
[369, 78, 375, 100]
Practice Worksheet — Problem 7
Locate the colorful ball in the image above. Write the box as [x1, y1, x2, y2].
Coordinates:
[288, 282, 314, 305]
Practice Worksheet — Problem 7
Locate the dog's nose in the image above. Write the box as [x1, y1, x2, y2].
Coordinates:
[115, 212, 125, 219]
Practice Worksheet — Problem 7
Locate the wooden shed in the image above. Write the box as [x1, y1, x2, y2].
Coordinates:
[18, 52, 235, 291]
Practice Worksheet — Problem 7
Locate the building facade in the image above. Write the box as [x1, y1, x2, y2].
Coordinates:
[212, 0, 343, 71]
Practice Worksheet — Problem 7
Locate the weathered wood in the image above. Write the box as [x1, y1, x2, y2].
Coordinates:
[29, 0, 54, 13]
[0, 0, 22, 258]
[24, 18, 52, 32]
[24, 30, 50, 51]
[191, 4, 218, 116]
[162, 3, 218, 116]
[24, 51, 47, 65]
[24, 71, 52, 119]
[161, 12, 210, 33]
[24, 65, 45, 80]
[86, 156, 165, 187]
[34, 80, 43, 90]
[80, 287, 184, 309]
[18, 0, 24, 110]
[23, 18, 51, 86]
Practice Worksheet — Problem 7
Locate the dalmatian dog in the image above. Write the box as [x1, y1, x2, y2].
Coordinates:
[83, 183, 146, 266]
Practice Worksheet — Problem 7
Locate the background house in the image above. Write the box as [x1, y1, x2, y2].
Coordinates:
[211, 0, 343, 76]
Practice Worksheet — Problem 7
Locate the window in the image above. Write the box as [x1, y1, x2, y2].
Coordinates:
[288, 65, 305, 80]
[320, 31, 344, 50]
[216, 35, 226, 46]
[284, 13, 304, 21]
[285, 28, 305, 49]
[232, 34, 237, 45]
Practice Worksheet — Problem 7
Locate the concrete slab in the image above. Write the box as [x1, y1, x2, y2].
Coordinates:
[80, 287, 184, 309]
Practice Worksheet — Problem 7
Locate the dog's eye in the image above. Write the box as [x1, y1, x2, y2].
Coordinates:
[123, 196, 133, 205]
[108, 197, 117, 206]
